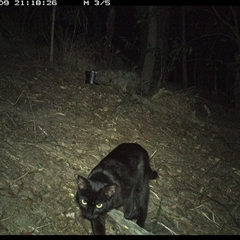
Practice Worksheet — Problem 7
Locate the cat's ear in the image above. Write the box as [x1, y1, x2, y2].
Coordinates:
[77, 175, 88, 189]
[103, 184, 117, 197]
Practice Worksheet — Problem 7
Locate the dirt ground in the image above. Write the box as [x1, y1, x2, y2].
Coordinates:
[0, 49, 240, 235]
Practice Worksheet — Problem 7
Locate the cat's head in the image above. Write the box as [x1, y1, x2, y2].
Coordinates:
[76, 175, 117, 220]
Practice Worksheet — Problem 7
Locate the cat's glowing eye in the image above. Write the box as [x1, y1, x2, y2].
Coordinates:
[96, 203, 103, 208]
[81, 199, 87, 205]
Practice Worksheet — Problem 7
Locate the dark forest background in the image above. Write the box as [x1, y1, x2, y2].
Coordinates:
[1, 6, 240, 116]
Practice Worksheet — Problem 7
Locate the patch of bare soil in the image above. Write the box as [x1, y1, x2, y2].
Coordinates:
[0, 50, 240, 235]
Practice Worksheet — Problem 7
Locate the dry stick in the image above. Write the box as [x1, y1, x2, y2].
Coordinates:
[25, 91, 37, 139]
[157, 221, 177, 235]
[38, 126, 59, 145]
[1, 211, 15, 222]
[150, 149, 157, 159]
[110, 100, 124, 117]
[14, 90, 25, 105]
[161, 127, 175, 141]
[200, 210, 220, 228]
[6, 90, 24, 106]
[38, 125, 49, 136]
[10, 171, 30, 186]
[6, 113, 17, 127]
[149, 149, 158, 170]
[204, 158, 221, 175]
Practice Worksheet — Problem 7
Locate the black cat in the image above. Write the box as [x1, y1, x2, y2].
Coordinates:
[76, 143, 158, 235]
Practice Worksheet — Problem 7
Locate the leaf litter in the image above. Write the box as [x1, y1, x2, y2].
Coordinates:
[0, 50, 240, 235]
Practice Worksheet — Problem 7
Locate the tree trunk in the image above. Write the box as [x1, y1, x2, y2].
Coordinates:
[50, 6, 56, 62]
[141, 6, 158, 94]
[181, 6, 188, 88]
[235, 52, 240, 118]
[103, 7, 116, 66]
[156, 6, 170, 90]
[135, 6, 148, 70]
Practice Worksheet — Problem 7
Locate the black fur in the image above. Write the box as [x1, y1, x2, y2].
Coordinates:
[76, 143, 158, 235]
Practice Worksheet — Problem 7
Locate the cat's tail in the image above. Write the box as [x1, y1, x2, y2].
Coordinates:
[149, 169, 158, 180]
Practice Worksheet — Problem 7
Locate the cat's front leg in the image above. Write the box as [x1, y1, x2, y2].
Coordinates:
[123, 196, 139, 220]
[91, 215, 105, 235]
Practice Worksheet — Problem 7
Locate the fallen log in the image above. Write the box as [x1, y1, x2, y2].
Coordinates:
[107, 209, 153, 235]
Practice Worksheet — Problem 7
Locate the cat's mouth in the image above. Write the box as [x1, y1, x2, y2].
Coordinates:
[80, 206, 100, 220]
[84, 212, 99, 220]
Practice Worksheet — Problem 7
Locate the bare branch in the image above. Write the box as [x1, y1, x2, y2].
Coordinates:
[211, 6, 240, 44]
